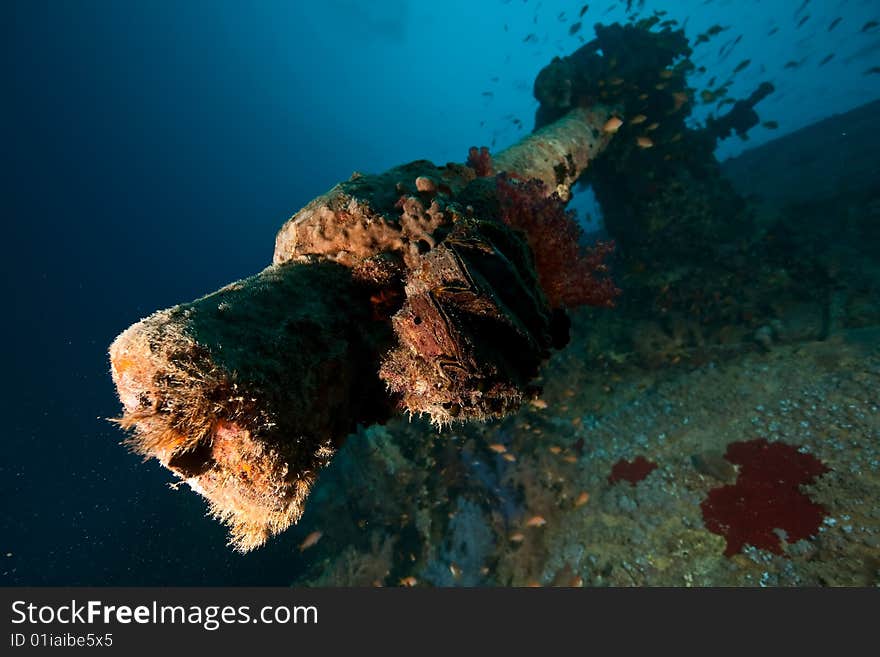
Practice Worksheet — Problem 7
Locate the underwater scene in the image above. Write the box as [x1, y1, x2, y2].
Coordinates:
[5, 0, 880, 587]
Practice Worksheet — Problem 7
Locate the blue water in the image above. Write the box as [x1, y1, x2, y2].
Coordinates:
[4, 0, 879, 584]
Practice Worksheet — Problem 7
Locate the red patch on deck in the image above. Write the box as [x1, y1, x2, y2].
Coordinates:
[608, 456, 658, 485]
[700, 439, 829, 556]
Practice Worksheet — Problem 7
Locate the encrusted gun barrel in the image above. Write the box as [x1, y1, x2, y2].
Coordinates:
[492, 106, 615, 201]
[110, 104, 617, 551]
[109, 262, 395, 551]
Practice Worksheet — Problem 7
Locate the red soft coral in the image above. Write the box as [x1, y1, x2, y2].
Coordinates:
[608, 456, 658, 485]
[467, 146, 494, 177]
[701, 439, 829, 557]
[496, 173, 619, 309]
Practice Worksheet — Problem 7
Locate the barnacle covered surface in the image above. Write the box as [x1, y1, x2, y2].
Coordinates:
[110, 262, 395, 551]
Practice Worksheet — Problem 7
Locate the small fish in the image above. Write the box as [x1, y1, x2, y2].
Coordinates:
[549, 445, 562, 454]
[299, 530, 323, 552]
[399, 576, 418, 587]
[691, 452, 736, 482]
[706, 24, 727, 36]
[646, 122, 660, 131]
[526, 515, 547, 527]
[865, 66, 880, 75]
[659, 69, 674, 79]
[636, 136, 654, 149]
[797, 15, 809, 29]
[862, 21, 879, 33]
[828, 17, 842, 32]
[449, 563, 462, 580]
[502, 453, 517, 462]
[557, 11, 566, 21]
[569, 21, 582, 35]
[700, 89, 715, 103]
[733, 58, 751, 73]
[671, 91, 689, 111]
[630, 114, 648, 124]
[636, 16, 660, 30]
[481, 91, 494, 97]
[523, 33, 538, 43]
[784, 60, 802, 69]
[509, 532, 526, 543]
[794, 0, 809, 17]
[575, 491, 590, 507]
[768, 26, 780, 36]
[674, 60, 696, 74]
[602, 116, 624, 133]
[488, 443, 507, 453]
[579, 4, 589, 18]
[819, 53, 835, 66]
[763, 120, 779, 129]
